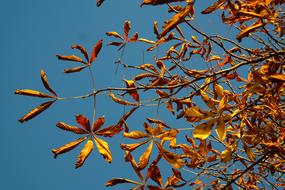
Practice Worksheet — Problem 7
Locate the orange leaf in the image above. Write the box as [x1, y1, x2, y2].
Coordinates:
[40, 69, 57, 97]
[158, 3, 194, 38]
[92, 116, 105, 132]
[71, 44, 89, 62]
[94, 136, 112, 163]
[141, 0, 185, 6]
[64, 66, 87, 73]
[75, 139, 94, 168]
[128, 32, 138, 42]
[109, 92, 139, 106]
[90, 39, 103, 64]
[18, 101, 55, 123]
[52, 137, 87, 158]
[193, 119, 216, 140]
[106, 32, 124, 40]
[268, 74, 285, 82]
[95, 125, 123, 137]
[75, 114, 91, 132]
[120, 140, 149, 152]
[124, 21, 131, 40]
[124, 79, 140, 102]
[156, 90, 169, 98]
[236, 22, 264, 42]
[56, 54, 84, 63]
[56, 122, 88, 134]
[201, 0, 226, 14]
[15, 89, 55, 98]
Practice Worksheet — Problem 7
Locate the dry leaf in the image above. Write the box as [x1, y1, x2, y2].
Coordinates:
[90, 39, 103, 64]
[92, 116, 105, 132]
[109, 92, 139, 106]
[75, 139, 94, 168]
[40, 69, 57, 97]
[76, 114, 91, 132]
[15, 89, 55, 98]
[193, 119, 216, 140]
[64, 66, 87, 73]
[52, 137, 87, 158]
[56, 122, 87, 134]
[138, 141, 153, 170]
[123, 131, 149, 139]
[94, 136, 112, 163]
[105, 178, 141, 187]
[215, 118, 226, 141]
[56, 54, 84, 63]
[71, 44, 89, 62]
[201, 0, 226, 14]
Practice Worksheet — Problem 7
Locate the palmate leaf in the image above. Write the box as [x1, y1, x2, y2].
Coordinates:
[138, 141, 153, 170]
[90, 39, 103, 64]
[15, 89, 55, 98]
[71, 44, 89, 62]
[40, 69, 58, 97]
[56, 122, 87, 134]
[92, 116, 105, 132]
[121, 140, 150, 152]
[52, 137, 87, 158]
[94, 136, 112, 163]
[75, 114, 91, 132]
[75, 139, 94, 168]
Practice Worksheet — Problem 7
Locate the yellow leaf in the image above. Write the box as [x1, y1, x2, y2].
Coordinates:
[207, 55, 222, 62]
[236, 22, 265, 42]
[56, 122, 88, 134]
[218, 95, 227, 111]
[200, 90, 217, 111]
[184, 106, 205, 122]
[120, 140, 149, 152]
[124, 79, 140, 102]
[106, 32, 124, 40]
[52, 137, 87, 158]
[215, 118, 226, 141]
[18, 101, 55, 123]
[75, 139, 94, 168]
[15, 89, 55, 98]
[109, 92, 139, 106]
[123, 131, 149, 139]
[221, 148, 232, 163]
[214, 83, 224, 98]
[201, 0, 226, 14]
[138, 141, 153, 170]
[105, 178, 141, 187]
[94, 136, 112, 163]
[193, 119, 215, 140]
[268, 74, 285, 82]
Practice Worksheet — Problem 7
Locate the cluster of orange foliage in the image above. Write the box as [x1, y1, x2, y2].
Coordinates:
[16, 0, 285, 189]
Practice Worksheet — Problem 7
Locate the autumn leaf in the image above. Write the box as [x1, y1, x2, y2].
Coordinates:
[15, 89, 55, 98]
[236, 22, 265, 42]
[64, 66, 87, 73]
[268, 74, 285, 82]
[76, 114, 91, 132]
[56, 122, 87, 134]
[123, 131, 149, 139]
[95, 125, 123, 137]
[120, 140, 149, 152]
[56, 54, 84, 63]
[193, 119, 216, 140]
[90, 39, 103, 64]
[138, 141, 153, 170]
[106, 32, 124, 40]
[94, 136, 112, 163]
[215, 117, 226, 141]
[75, 139, 94, 168]
[52, 137, 87, 158]
[40, 69, 57, 97]
[109, 92, 139, 106]
[201, 0, 226, 14]
[71, 44, 89, 62]
[158, 3, 194, 38]
[221, 147, 232, 163]
[141, 0, 185, 6]
[105, 178, 141, 187]
[18, 101, 55, 123]
[124, 79, 140, 101]
[92, 116, 105, 132]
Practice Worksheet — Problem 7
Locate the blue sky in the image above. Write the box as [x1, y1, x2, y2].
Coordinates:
[1, 1, 241, 189]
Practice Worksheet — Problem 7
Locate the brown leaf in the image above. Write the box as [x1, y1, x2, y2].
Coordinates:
[124, 21, 131, 40]
[128, 32, 139, 42]
[75, 114, 91, 132]
[148, 165, 162, 187]
[158, 3, 194, 38]
[268, 74, 285, 82]
[64, 66, 87, 73]
[40, 69, 57, 97]
[52, 137, 87, 158]
[201, 0, 226, 14]
[56, 54, 84, 63]
[156, 90, 169, 98]
[94, 136, 112, 163]
[56, 122, 88, 134]
[138, 141, 153, 170]
[71, 44, 89, 62]
[106, 32, 124, 40]
[124, 79, 140, 102]
[95, 125, 123, 137]
[15, 89, 55, 98]
[92, 116, 105, 132]
[109, 92, 139, 106]
[105, 178, 141, 187]
[75, 139, 94, 168]
[141, 0, 185, 6]
[90, 39, 103, 64]
[18, 101, 55, 123]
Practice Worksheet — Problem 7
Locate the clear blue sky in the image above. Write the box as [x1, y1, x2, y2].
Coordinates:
[1, 1, 237, 189]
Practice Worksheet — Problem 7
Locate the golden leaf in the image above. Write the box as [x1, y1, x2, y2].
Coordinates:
[193, 119, 216, 140]
[138, 141, 153, 170]
[218, 95, 227, 111]
[201, 0, 226, 14]
[56, 122, 87, 134]
[207, 55, 222, 62]
[184, 106, 205, 122]
[200, 90, 217, 111]
[141, 0, 185, 6]
[268, 74, 285, 82]
[75, 139, 94, 168]
[52, 137, 87, 158]
[40, 69, 57, 97]
[214, 83, 224, 98]
[138, 38, 156, 44]
[95, 125, 123, 137]
[94, 136, 112, 163]
[124, 79, 140, 102]
[18, 101, 55, 123]
[236, 22, 265, 42]
[155, 141, 183, 168]
[90, 39, 103, 64]
[221, 147, 232, 163]
[215, 118, 226, 141]
[15, 89, 55, 98]
[123, 131, 149, 139]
